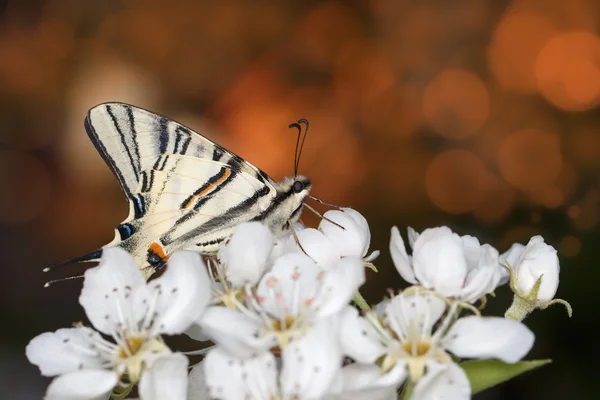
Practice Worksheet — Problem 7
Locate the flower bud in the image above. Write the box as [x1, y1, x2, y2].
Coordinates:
[513, 236, 559, 303]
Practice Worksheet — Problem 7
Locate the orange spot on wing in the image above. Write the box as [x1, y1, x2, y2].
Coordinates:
[149, 241, 167, 260]
[183, 168, 232, 209]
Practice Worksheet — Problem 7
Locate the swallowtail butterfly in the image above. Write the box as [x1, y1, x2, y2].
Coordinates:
[46, 103, 315, 280]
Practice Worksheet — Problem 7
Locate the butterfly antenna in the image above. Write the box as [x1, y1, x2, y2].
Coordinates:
[43, 248, 103, 272]
[44, 274, 85, 288]
[308, 195, 342, 209]
[288, 119, 309, 176]
[303, 202, 346, 230]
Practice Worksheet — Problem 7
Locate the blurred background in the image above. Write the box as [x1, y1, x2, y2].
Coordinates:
[0, 0, 597, 398]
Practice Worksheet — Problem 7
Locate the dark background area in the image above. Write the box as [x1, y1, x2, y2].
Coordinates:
[0, 0, 597, 398]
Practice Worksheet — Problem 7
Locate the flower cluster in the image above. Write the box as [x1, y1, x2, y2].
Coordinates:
[27, 209, 570, 400]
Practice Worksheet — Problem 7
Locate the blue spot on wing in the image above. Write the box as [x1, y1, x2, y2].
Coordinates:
[117, 223, 135, 240]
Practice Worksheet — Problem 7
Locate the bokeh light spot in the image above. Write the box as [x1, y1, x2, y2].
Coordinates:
[425, 149, 488, 214]
[488, 11, 558, 93]
[422, 69, 489, 140]
[498, 129, 562, 191]
[535, 31, 600, 111]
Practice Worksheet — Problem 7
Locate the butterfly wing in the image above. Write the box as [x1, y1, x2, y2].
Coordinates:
[73, 103, 278, 275]
[85, 103, 277, 199]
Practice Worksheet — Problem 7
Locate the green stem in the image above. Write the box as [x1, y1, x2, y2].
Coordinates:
[353, 291, 371, 313]
[398, 380, 415, 400]
[504, 294, 535, 321]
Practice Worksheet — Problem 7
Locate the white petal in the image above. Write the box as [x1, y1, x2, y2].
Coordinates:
[281, 317, 342, 399]
[407, 227, 420, 249]
[386, 291, 446, 338]
[26, 327, 106, 377]
[220, 222, 273, 286]
[185, 323, 211, 342]
[327, 363, 405, 400]
[144, 251, 211, 335]
[188, 362, 210, 400]
[500, 242, 524, 267]
[314, 257, 365, 318]
[498, 242, 524, 285]
[339, 307, 386, 363]
[139, 353, 188, 400]
[389, 227, 417, 284]
[445, 316, 534, 363]
[461, 235, 481, 271]
[514, 236, 560, 302]
[45, 370, 117, 400]
[295, 228, 341, 270]
[320, 208, 370, 258]
[256, 253, 321, 319]
[459, 245, 502, 303]
[412, 227, 467, 296]
[412, 362, 470, 400]
[204, 347, 277, 400]
[79, 247, 146, 335]
[198, 306, 272, 358]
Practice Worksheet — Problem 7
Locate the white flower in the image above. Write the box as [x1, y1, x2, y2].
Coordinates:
[390, 226, 504, 303]
[190, 318, 343, 400]
[288, 208, 379, 270]
[339, 290, 535, 400]
[325, 363, 400, 400]
[26, 248, 211, 400]
[507, 236, 559, 302]
[196, 252, 365, 358]
[503, 236, 572, 320]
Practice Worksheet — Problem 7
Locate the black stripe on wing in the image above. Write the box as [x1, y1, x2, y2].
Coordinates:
[85, 111, 134, 199]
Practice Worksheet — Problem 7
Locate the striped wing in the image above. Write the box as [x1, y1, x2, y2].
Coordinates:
[84, 103, 277, 274]
[85, 103, 276, 199]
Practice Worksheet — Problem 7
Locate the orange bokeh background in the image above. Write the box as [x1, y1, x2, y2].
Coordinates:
[0, 0, 598, 398]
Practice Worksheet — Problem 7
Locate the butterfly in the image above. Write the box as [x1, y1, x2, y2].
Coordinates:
[46, 102, 317, 280]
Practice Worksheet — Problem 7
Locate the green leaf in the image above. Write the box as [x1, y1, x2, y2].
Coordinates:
[460, 359, 551, 394]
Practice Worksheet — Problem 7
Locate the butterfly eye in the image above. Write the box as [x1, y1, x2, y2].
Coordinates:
[293, 180, 304, 193]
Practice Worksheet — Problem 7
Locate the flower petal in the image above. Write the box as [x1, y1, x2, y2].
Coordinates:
[143, 251, 211, 335]
[445, 316, 534, 363]
[459, 244, 502, 303]
[294, 228, 341, 270]
[407, 227, 419, 249]
[320, 208, 370, 258]
[256, 253, 321, 319]
[26, 327, 106, 377]
[514, 236, 560, 302]
[79, 247, 146, 335]
[45, 370, 117, 400]
[498, 242, 524, 285]
[386, 291, 446, 339]
[328, 363, 406, 400]
[139, 353, 188, 400]
[185, 323, 211, 342]
[412, 227, 467, 296]
[204, 347, 277, 400]
[314, 256, 365, 318]
[219, 222, 273, 286]
[281, 317, 343, 399]
[198, 306, 272, 358]
[389, 227, 417, 284]
[412, 362, 470, 400]
[339, 307, 386, 363]
[188, 362, 209, 400]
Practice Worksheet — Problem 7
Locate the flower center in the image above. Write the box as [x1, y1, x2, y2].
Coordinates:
[118, 336, 145, 359]
[401, 339, 431, 356]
